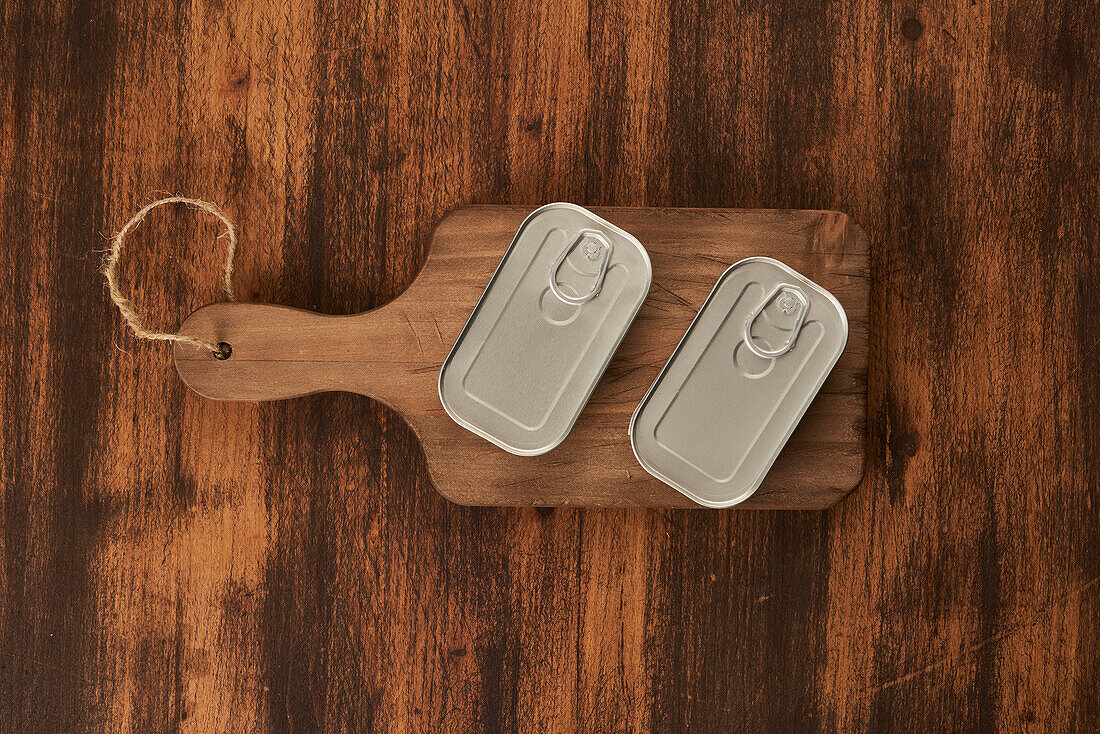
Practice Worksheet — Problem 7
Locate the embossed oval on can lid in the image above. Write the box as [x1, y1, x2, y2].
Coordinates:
[629, 257, 848, 507]
[440, 203, 652, 455]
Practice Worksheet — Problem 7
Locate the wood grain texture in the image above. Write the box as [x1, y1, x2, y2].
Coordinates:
[174, 205, 869, 508]
[1, 0, 1097, 731]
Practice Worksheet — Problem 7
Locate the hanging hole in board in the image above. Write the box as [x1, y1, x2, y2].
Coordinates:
[213, 342, 233, 360]
[743, 284, 809, 359]
[549, 229, 613, 305]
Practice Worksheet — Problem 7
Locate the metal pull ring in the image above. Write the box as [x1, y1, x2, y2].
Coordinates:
[743, 284, 809, 359]
[549, 230, 613, 305]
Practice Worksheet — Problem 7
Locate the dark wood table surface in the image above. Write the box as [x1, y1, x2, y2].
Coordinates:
[2, 1, 1097, 731]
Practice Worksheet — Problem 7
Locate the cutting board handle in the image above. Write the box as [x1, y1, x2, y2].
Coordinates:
[172, 300, 446, 408]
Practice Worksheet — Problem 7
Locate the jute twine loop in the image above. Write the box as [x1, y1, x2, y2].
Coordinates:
[103, 196, 236, 354]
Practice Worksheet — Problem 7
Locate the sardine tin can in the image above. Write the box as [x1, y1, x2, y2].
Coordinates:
[439, 203, 652, 455]
[629, 257, 848, 507]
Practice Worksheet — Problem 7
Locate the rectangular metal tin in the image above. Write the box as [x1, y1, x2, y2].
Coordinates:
[629, 257, 848, 507]
[440, 203, 652, 455]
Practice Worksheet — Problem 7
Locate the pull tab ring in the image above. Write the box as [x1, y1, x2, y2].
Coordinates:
[743, 284, 809, 359]
[549, 230, 613, 305]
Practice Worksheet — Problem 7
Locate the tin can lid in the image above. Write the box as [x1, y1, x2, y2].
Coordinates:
[440, 203, 652, 455]
[630, 257, 848, 507]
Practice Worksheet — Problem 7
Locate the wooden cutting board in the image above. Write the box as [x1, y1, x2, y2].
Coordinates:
[174, 205, 869, 508]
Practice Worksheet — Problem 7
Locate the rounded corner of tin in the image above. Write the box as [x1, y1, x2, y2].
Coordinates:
[735, 255, 783, 267]
[627, 404, 642, 441]
[628, 426, 755, 510]
[627, 415, 646, 464]
[541, 201, 583, 211]
[676, 476, 762, 509]
[720, 255, 781, 275]
[694, 491, 757, 509]
[501, 440, 557, 457]
[529, 202, 601, 228]
[507, 425, 571, 457]
[528, 201, 573, 217]
[436, 365, 459, 421]
[633, 239, 654, 284]
[633, 458, 760, 510]
[517, 202, 581, 233]
[436, 348, 467, 418]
